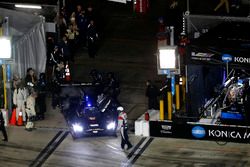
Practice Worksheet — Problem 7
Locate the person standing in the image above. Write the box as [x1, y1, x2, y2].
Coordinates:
[36, 73, 47, 120]
[87, 20, 98, 58]
[25, 91, 37, 131]
[13, 81, 28, 123]
[0, 110, 8, 141]
[25, 68, 38, 94]
[117, 107, 133, 150]
[105, 72, 120, 101]
[76, 9, 88, 47]
[145, 80, 160, 110]
[60, 35, 72, 64]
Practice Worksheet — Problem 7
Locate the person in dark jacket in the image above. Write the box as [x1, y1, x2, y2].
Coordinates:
[0, 111, 8, 142]
[146, 80, 160, 110]
[36, 73, 47, 120]
[105, 72, 120, 100]
[25, 68, 38, 92]
[87, 20, 98, 58]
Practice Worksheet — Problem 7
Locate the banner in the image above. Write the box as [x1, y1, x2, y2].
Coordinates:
[150, 120, 250, 143]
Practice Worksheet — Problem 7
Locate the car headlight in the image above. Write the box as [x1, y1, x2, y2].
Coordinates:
[107, 122, 116, 130]
[72, 123, 83, 132]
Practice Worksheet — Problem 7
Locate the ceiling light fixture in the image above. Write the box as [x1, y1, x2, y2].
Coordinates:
[15, 4, 42, 9]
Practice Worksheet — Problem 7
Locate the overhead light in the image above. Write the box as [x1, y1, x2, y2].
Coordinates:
[15, 4, 42, 9]
[0, 37, 11, 59]
[158, 46, 178, 69]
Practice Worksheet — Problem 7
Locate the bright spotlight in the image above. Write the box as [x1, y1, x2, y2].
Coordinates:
[158, 46, 178, 69]
[0, 37, 11, 59]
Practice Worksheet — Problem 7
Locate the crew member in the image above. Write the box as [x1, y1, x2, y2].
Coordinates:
[117, 107, 133, 150]
[0, 110, 8, 142]
[36, 73, 47, 120]
[87, 20, 98, 58]
[105, 72, 120, 100]
[13, 81, 28, 122]
[146, 80, 160, 110]
[25, 91, 37, 131]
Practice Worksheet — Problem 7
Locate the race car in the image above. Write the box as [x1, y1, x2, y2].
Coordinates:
[59, 83, 121, 139]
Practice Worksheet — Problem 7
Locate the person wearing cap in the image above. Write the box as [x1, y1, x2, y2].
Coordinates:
[117, 107, 133, 150]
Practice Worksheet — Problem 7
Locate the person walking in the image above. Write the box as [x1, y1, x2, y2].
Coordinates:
[0, 110, 8, 142]
[117, 107, 133, 150]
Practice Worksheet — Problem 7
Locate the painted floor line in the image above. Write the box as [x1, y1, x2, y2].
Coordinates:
[29, 131, 68, 167]
[121, 137, 154, 167]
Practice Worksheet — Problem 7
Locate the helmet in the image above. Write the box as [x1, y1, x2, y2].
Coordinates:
[117, 106, 124, 111]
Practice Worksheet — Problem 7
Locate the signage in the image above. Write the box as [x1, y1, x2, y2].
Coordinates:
[234, 57, 250, 64]
[191, 52, 214, 61]
[222, 54, 233, 63]
[192, 126, 206, 139]
[188, 123, 250, 143]
[149, 120, 250, 143]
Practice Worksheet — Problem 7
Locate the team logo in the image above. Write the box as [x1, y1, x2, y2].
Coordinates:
[222, 54, 233, 63]
[192, 126, 206, 139]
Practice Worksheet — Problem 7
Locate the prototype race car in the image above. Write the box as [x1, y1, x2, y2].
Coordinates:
[59, 83, 122, 139]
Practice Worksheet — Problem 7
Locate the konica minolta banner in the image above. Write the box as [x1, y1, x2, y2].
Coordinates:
[188, 123, 250, 143]
[150, 121, 250, 143]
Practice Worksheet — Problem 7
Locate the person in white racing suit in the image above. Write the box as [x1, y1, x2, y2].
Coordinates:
[117, 107, 133, 150]
[13, 82, 28, 122]
[25, 91, 37, 131]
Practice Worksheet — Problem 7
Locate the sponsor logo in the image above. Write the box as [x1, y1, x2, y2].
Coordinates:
[234, 57, 250, 64]
[161, 125, 172, 130]
[208, 130, 250, 139]
[191, 52, 214, 61]
[222, 54, 233, 63]
[192, 126, 206, 139]
[161, 125, 172, 134]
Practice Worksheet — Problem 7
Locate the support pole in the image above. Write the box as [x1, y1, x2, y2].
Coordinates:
[2, 64, 7, 109]
[159, 100, 164, 120]
[175, 84, 180, 110]
[182, 76, 186, 111]
[167, 91, 172, 120]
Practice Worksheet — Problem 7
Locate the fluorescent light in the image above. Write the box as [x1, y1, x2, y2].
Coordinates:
[158, 46, 177, 69]
[15, 4, 42, 9]
[0, 37, 11, 59]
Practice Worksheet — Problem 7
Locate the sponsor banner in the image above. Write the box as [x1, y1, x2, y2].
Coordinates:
[149, 120, 250, 143]
[190, 51, 250, 66]
[189, 123, 250, 143]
